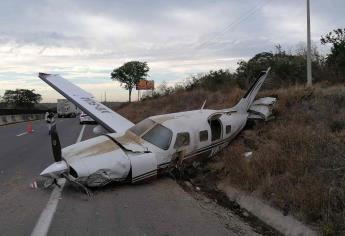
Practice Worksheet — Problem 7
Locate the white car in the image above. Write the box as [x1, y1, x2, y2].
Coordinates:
[79, 112, 95, 124]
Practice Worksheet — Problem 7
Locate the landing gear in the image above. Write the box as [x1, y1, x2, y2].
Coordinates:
[62, 173, 93, 198]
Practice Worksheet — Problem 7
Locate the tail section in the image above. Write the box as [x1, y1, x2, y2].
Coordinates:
[234, 67, 271, 112]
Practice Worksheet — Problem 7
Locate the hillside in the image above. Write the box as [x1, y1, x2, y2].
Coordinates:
[116, 84, 345, 235]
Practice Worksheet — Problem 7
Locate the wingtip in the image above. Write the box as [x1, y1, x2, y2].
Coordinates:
[38, 72, 51, 79]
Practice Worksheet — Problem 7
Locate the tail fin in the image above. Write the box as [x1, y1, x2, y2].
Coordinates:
[234, 67, 271, 112]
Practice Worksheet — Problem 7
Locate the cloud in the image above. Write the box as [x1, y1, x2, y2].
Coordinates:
[0, 0, 343, 102]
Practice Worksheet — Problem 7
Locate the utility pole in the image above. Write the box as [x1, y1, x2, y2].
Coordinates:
[306, 0, 312, 86]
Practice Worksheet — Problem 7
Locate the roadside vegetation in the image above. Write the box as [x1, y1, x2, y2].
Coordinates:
[0, 89, 42, 109]
[115, 29, 345, 235]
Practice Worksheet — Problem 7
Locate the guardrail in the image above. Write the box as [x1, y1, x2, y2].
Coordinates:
[0, 114, 45, 126]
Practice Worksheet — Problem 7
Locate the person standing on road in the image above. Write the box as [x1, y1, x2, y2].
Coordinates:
[46, 111, 55, 135]
[45, 111, 49, 122]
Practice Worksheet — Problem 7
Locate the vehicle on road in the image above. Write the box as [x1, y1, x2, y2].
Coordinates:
[38, 69, 275, 191]
[79, 112, 96, 124]
[57, 99, 79, 118]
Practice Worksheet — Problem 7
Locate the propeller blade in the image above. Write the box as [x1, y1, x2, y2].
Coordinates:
[50, 123, 62, 162]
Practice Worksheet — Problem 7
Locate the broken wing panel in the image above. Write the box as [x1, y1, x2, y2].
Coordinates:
[38, 73, 134, 133]
[248, 97, 276, 121]
[130, 153, 157, 183]
[252, 97, 276, 106]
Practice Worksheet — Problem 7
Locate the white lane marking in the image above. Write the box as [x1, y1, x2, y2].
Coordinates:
[16, 130, 35, 136]
[30, 179, 66, 236]
[17, 132, 27, 137]
[31, 124, 86, 236]
[77, 124, 86, 143]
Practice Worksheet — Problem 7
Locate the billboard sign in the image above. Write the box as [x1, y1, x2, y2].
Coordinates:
[136, 80, 154, 90]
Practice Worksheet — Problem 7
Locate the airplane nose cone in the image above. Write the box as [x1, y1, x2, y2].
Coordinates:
[40, 160, 68, 177]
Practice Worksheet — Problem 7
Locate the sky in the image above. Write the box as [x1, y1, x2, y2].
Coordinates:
[0, 0, 343, 102]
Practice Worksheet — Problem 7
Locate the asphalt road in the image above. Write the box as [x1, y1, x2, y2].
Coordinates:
[0, 119, 259, 236]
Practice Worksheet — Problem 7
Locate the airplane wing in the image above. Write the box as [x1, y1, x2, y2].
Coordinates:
[38, 73, 134, 133]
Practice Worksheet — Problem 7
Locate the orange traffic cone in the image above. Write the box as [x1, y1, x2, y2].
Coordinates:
[26, 122, 33, 133]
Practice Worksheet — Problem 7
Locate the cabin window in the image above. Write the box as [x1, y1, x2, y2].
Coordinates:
[129, 119, 155, 136]
[142, 123, 172, 150]
[199, 130, 208, 142]
[174, 132, 190, 149]
[226, 125, 231, 134]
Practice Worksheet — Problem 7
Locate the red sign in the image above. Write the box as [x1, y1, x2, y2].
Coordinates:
[136, 80, 154, 90]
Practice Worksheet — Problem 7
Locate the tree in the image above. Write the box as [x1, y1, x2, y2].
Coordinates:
[2, 89, 42, 109]
[110, 61, 150, 102]
[236, 52, 274, 88]
[321, 28, 345, 75]
[157, 81, 173, 96]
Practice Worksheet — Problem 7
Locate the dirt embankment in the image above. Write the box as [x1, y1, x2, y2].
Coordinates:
[116, 84, 345, 235]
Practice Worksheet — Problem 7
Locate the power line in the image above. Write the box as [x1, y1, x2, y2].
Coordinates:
[194, 0, 273, 52]
[141, 0, 272, 68]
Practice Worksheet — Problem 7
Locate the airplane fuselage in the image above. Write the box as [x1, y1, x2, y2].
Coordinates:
[45, 109, 248, 187]
[38, 68, 273, 188]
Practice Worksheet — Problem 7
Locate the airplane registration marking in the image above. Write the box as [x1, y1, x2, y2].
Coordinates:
[80, 97, 111, 114]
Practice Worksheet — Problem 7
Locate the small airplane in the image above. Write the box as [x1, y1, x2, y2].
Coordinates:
[37, 68, 275, 191]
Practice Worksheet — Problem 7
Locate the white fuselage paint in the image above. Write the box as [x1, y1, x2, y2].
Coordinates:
[38, 68, 274, 187]
[40, 109, 248, 186]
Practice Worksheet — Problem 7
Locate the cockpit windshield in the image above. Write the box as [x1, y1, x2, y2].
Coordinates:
[142, 123, 172, 150]
[128, 119, 173, 150]
[129, 119, 155, 136]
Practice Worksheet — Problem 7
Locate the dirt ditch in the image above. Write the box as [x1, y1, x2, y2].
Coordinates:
[169, 165, 282, 236]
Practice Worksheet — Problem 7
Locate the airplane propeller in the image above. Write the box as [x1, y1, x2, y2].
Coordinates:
[44, 121, 92, 197]
[50, 123, 62, 162]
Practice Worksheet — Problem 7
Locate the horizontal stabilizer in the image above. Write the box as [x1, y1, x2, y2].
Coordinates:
[248, 96, 276, 121]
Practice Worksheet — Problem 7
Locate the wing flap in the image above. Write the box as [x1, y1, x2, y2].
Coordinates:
[39, 73, 134, 133]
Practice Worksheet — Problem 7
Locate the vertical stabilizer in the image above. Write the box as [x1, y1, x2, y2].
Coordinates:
[234, 68, 271, 112]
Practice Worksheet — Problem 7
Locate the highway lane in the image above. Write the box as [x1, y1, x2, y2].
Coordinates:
[0, 118, 82, 235]
[0, 119, 259, 236]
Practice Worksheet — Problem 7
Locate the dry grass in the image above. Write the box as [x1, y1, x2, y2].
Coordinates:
[116, 84, 345, 235]
[116, 87, 244, 123]
[221, 85, 345, 235]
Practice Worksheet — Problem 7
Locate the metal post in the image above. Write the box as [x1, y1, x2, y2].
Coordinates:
[306, 0, 312, 86]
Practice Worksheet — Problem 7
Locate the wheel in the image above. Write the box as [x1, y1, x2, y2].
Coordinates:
[80, 121, 83, 125]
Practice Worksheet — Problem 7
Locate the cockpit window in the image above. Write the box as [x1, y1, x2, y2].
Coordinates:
[142, 123, 173, 150]
[129, 119, 155, 136]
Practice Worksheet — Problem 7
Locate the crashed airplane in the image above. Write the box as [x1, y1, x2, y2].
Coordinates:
[37, 68, 275, 191]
